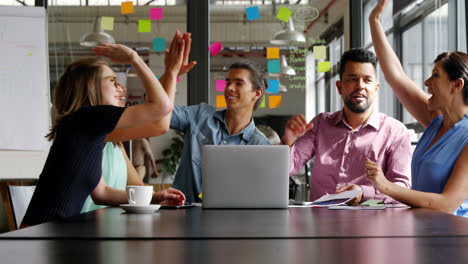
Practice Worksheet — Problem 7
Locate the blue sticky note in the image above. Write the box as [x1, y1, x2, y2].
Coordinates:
[268, 60, 280, 74]
[267, 79, 279, 93]
[246, 6, 260, 21]
[153, 38, 165, 51]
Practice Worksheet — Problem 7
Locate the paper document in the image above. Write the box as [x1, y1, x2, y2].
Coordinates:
[310, 190, 362, 207]
[359, 199, 384, 206]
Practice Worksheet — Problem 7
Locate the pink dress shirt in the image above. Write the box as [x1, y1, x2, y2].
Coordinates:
[289, 110, 411, 202]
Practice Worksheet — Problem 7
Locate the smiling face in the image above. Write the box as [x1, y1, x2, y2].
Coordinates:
[336, 61, 379, 114]
[425, 61, 454, 110]
[224, 68, 262, 112]
[100, 65, 126, 107]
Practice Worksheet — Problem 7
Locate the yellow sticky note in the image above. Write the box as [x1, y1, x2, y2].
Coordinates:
[269, 95, 281, 108]
[318, 61, 331, 73]
[101, 16, 114, 31]
[276, 6, 292, 23]
[28, 53, 32, 56]
[267, 47, 280, 59]
[139, 20, 151, 33]
[259, 96, 266, 108]
[216, 95, 227, 108]
[121, 1, 134, 14]
[313, 45, 326, 60]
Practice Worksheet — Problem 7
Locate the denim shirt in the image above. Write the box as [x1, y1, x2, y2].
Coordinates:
[170, 103, 270, 202]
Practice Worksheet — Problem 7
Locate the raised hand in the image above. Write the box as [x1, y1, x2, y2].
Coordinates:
[178, 32, 197, 76]
[164, 32, 196, 76]
[92, 43, 139, 65]
[164, 30, 186, 76]
[282, 114, 314, 146]
[369, 0, 390, 22]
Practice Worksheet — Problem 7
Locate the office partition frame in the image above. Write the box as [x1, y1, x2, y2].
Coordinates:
[187, 0, 210, 105]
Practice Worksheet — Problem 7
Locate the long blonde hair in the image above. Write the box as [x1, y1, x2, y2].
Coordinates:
[47, 58, 109, 140]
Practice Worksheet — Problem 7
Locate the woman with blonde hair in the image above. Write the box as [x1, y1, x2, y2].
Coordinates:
[22, 31, 186, 227]
[366, 0, 468, 216]
[80, 32, 195, 214]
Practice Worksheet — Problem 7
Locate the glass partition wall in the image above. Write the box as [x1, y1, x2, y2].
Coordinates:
[0, 0, 466, 183]
[2, 0, 464, 129]
[38, 1, 187, 184]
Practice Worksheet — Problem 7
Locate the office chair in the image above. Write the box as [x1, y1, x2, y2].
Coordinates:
[8, 185, 36, 229]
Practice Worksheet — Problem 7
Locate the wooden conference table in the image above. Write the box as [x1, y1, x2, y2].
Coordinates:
[1, 206, 468, 263]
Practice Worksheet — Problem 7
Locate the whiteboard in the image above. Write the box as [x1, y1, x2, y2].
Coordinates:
[0, 6, 50, 179]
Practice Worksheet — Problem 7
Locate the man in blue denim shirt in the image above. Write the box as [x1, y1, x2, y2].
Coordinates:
[169, 61, 271, 202]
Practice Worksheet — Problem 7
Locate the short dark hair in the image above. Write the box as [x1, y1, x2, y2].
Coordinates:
[434, 51, 468, 105]
[228, 60, 268, 110]
[339, 48, 378, 79]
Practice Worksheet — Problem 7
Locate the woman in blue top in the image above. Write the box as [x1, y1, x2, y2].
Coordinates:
[366, 0, 468, 217]
[22, 32, 186, 227]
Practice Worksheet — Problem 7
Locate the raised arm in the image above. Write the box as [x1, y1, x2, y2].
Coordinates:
[152, 32, 196, 133]
[105, 31, 195, 142]
[281, 114, 314, 146]
[93, 42, 180, 130]
[369, 0, 439, 127]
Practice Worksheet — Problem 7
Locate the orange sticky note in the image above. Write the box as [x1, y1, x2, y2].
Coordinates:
[267, 47, 280, 59]
[121, 1, 134, 15]
[216, 95, 227, 108]
[269, 95, 282, 108]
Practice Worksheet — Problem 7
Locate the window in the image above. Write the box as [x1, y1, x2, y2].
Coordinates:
[459, 0, 467, 52]
[368, 34, 397, 118]
[400, 3, 449, 124]
[363, 0, 393, 47]
[423, 4, 448, 85]
[401, 23, 423, 124]
[329, 36, 344, 112]
[1, 0, 180, 6]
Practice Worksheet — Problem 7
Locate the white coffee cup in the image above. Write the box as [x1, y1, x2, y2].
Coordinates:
[126, 185, 153, 206]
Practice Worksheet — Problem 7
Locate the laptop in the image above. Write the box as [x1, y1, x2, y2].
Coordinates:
[202, 145, 289, 209]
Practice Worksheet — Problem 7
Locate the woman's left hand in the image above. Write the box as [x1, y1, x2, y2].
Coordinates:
[92, 43, 139, 64]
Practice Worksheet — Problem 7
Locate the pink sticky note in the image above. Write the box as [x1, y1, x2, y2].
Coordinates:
[209, 41, 222, 56]
[216, 80, 226, 91]
[150, 8, 163, 20]
[177, 76, 180, 82]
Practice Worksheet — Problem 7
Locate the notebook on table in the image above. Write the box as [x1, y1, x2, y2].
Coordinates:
[202, 145, 289, 209]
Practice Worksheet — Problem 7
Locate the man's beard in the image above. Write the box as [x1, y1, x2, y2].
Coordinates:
[343, 93, 372, 113]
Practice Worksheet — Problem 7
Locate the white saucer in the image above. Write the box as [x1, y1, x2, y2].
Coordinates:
[120, 204, 161, 214]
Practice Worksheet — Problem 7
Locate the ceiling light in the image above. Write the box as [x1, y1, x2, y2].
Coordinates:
[279, 55, 296, 75]
[80, 17, 115, 47]
[278, 83, 288, 93]
[270, 19, 306, 46]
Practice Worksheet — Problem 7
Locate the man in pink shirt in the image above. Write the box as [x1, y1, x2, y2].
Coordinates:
[282, 48, 411, 204]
